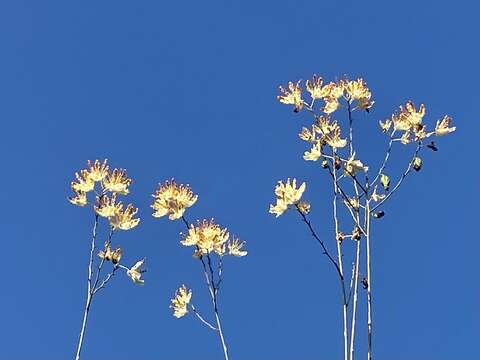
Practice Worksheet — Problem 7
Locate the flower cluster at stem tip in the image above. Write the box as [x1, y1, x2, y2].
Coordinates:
[68, 159, 145, 285]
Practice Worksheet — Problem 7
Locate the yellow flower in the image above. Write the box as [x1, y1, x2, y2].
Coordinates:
[303, 141, 322, 161]
[181, 220, 229, 256]
[228, 238, 248, 257]
[357, 97, 374, 111]
[306, 75, 331, 99]
[126, 258, 145, 285]
[269, 200, 288, 217]
[297, 201, 311, 215]
[298, 126, 316, 142]
[322, 82, 344, 99]
[324, 127, 347, 148]
[95, 194, 118, 218]
[370, 186, 386, 202]
[435, 115, 456, 136]
[323, 98, 340, 114]
[345, 78, 372, 102]
[86, 159, 109, 182]
[98, 242, 122, 264]
[393, 101, 426, 131]
[151, 180, 198, 220]
[102, 168, 132, 195]
[71, 169, 95, 193]
[379, 119, 392, 133]
[269, 178, 306, 217]
[344, 153, 368, 176]
[170, 285, 192, 318]
[68, 189, 87, 207]
[400, 131, 411, 144]
[108, 203, 140, 230]
[277, 80, 303, 112]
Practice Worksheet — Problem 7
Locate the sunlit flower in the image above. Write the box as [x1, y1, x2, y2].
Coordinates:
[357, 97, 374, 111]
[297, 201, 311, 215]
[324, 127, 347, 148]
[87, 159, 109, 182]
[181, 219, 229, 256]
[344, 153, 368, 176]
[68, 189, 87, 207]
[370, 186, 386, 202]
[151, 180, 198, 220]
[393, 101, 426, 131]
[269, 178, 306, 217]
[126, 258, 145, 285]
[344, 79, 372, 103]
[306, 75, 331, 99]
[352, 226, 361, 240]
[109, 203, 140, 230]
[435, 115, 456, 136]
[95, 194, 118, 218]
[323, 98, 340, 114]
[71, 170, 95, 193]
[278, 80, 303, 112]
[322, 82, 344, 99]
[170, 285, 192, 318]
[303, 141, 322, 161]
[102, 169, 132, 195]
[379, 119, 392, 133]
[299, 126, 316, 142]
[269, 200, 288, 218]
[400, 131, 411, 144]
[98, 242, 122, 264]
[228, 238, 248, 257]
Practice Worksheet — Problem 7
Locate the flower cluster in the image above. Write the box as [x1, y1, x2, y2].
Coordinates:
[278, 75, 374, 115]
[269, 178, 307, 217]
[126, 258, 146, 285]
[180, 219, 247, 257]
[151, 180, 198, 220]
[170, 285, 192, 318]
[380, 101, 456, 144]
[68, 159, 140, 231]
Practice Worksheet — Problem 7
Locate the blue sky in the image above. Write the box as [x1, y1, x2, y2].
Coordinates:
[0, 1, 477, 359]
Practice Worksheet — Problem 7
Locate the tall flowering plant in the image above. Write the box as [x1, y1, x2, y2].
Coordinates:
[152, 180, 247, 360]
[271, 75, 456, 360]
[68, 160, 145, 360]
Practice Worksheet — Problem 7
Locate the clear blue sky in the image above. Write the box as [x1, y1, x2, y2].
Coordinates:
[0, 1, 476, 359]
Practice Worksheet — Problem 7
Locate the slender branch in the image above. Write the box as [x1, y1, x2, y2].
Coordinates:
[74, 214, 99, 360]
[295, 206, 343, 281]
[331, 156, 349, 360]
[348, 240, 361, 360]
[366, 201, 373, 360]
[92, 227, 114, 292]
[191, 304, 218, 331]
[371, 143, 421, 212]
[93, 266, 118, 295]
[371, 130, 396, 186]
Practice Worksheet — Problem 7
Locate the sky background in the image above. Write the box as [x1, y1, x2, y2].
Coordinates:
[0, 1, 477, 359]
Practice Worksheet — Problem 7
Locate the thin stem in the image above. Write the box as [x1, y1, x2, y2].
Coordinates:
[366, 201, 373, 360]
[348, 240, 361, 360]
[191, 304, 218, 331]
[75, 214, 99, 360]
[295, 206, 343, 280]
[371, 130, 396, 187]
[371, 143, 421, 212]
[331, 152, 349, 360]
